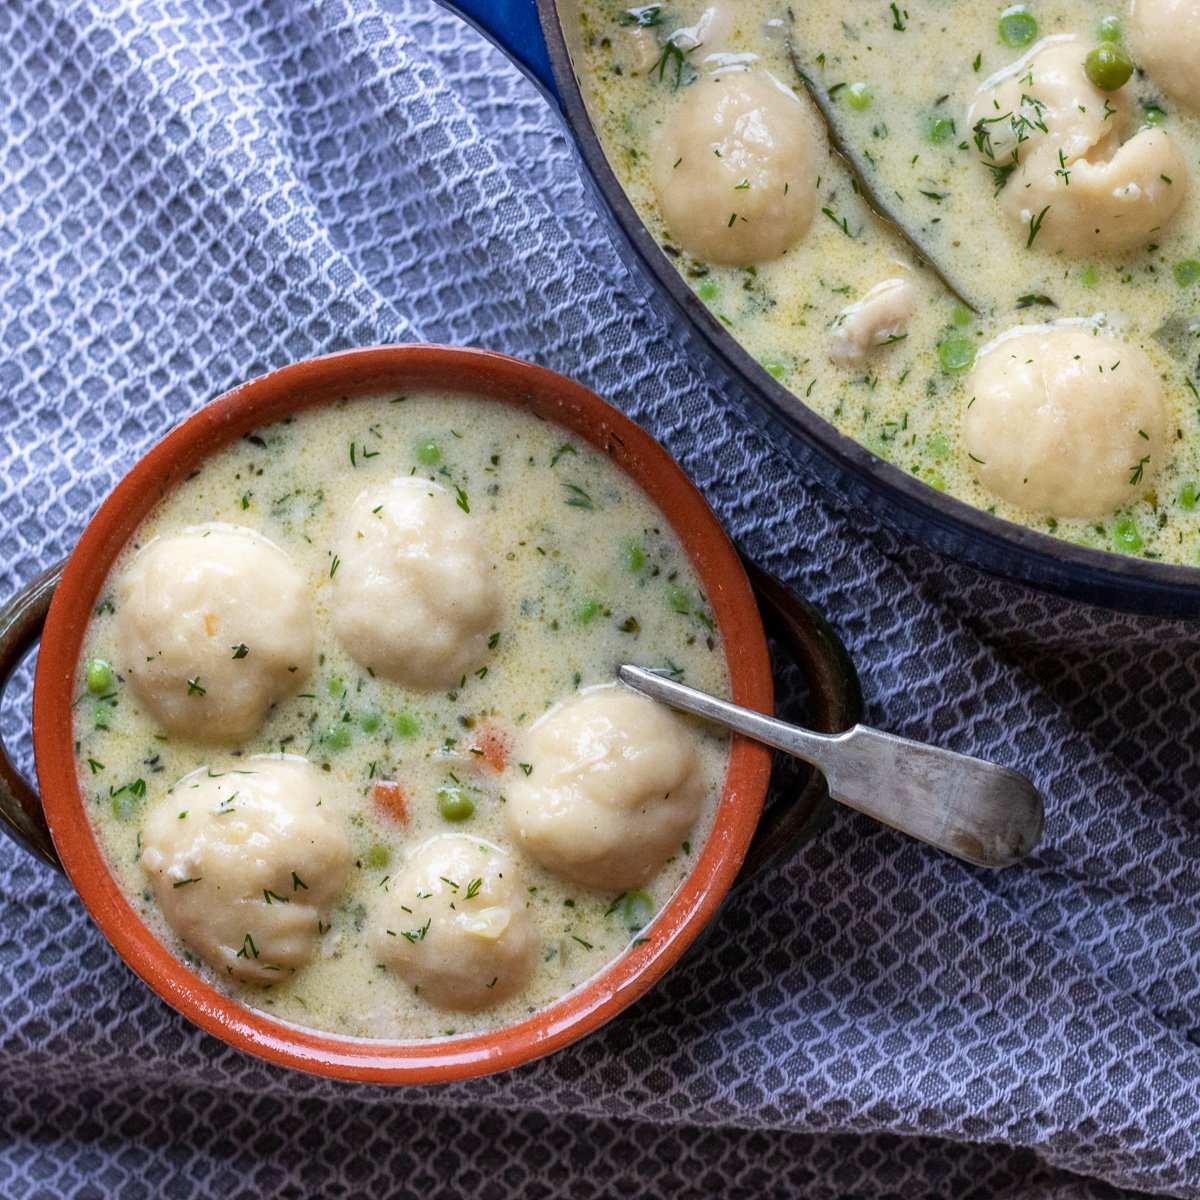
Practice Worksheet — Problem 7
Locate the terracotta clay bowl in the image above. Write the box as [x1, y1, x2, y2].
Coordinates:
[0, 345, 861, 1082]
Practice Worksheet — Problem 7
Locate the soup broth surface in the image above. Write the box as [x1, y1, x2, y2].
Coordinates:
[73, 391, 730, 1040]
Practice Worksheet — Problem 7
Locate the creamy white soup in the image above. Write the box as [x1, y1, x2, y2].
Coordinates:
[571, 0, 1200, 562]
[72, 392, 731, 1040]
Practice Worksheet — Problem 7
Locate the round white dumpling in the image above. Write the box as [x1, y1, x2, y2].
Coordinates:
[141, 757, 352, 982]
[370, 836, 537, 1011]
[967, 37, 1187, 253]
[650, 69, 818, 266]
[504, 687, 705, 891]
[116, 525, 314, 743]
[1131, 0, 1200, 114]
[330, 478, 501, 689]
[963, 326, 1167, 518]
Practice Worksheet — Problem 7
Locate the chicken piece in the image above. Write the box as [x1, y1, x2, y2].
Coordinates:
[828, 278, 918, 368]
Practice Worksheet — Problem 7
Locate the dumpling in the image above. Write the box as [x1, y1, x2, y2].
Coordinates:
[116, 525, 314, 743]
[504, 687, 704, 891]
[1131, 0, 1200, 114]
[141, 757, 352, 982]
[330, 478, 501, 689]
[650, 69, 818, 266]
[370, 835, 537, 1011]
[962, 325, 1167, 518]
[967, 36, 1187, 253]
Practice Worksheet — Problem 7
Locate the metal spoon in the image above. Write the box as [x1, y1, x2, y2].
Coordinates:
[619, 665, 1044, 869]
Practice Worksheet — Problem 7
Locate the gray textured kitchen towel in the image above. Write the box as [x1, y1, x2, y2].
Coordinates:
[2, 2, 1199, 1197]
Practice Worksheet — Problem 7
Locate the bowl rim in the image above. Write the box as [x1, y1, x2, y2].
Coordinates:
[32, 344, 774, 1083]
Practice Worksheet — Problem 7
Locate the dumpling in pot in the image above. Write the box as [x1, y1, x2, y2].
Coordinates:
[650, 69, 818, 266]
[330, 478, 501, 689]
[504, 687, 704, 891]
[371, 836, 537, 1011]
[141, 757, 352, 982]
[116, 525, 314, 743]
[1131, 0, 1200, 114]
[962, 325, 1167, 518]
[967, 36, 1187, 254]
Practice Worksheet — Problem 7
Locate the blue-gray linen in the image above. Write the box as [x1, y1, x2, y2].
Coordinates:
[1, 2, 1198, 1197]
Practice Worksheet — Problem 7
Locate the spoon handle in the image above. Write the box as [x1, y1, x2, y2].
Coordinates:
[619, 665, 1044, 869]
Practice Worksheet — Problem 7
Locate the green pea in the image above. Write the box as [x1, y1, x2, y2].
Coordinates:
[321, 725, 352, 752]
[1180, 481, 1198, 511]
[415, 438, 442, 466]
[111, 792, 139, 821]
[576, 596, 601, 624]
[1097, 14, 1122, 41]
[1113, 514, 1143, 553]
[1173, 260, 1200, 288]
[437, 787, 475, 822]
[1084, 43, 1133, 92]
[85, 658, 113, 695]
[1080, 264, 1100, 287]
[760, 356, 787, 380]
[927, 115, 956, 145]
[393, 711, 420, 738]
[998, 6, 1037, 48]
[666, 584, 691, 614]
[326, 675, 344, 698]
[360, 711, 380, 733]
[1143, 103, 1167, 127]
[927, 431, 950, 460]
[925, 472, 947, 493]
[697, 276, 719, 302]
[365, 843, 390, 869]
[621, 889, 655, 932]
[951, 303, 974, 327]
[937, 332, 976, 373]
[846, 82, 872, 111]
[624, 540, 647, 573]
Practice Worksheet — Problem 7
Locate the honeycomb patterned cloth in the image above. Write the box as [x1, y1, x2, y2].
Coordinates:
[2, 2, 1198, 1197]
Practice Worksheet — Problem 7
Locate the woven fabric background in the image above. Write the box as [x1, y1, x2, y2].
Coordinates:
[2, 2, 1199, 1196]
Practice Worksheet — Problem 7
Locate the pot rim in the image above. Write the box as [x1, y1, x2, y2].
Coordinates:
[535, 0, 1200, 616]
[32, 344, 773, 1083]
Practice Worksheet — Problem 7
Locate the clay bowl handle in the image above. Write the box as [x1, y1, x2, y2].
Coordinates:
[734, 556, 864, 885]
[0, 562, 64, 870]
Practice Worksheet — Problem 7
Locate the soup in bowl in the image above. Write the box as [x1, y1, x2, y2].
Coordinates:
[0, 346, 854, 1081]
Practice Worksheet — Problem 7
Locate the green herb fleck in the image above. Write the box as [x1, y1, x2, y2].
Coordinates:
[564, 483, 594, 510]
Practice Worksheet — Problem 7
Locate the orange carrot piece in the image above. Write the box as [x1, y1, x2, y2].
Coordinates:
[472, 722, 511, 772]
[372, 780, 408, 825]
